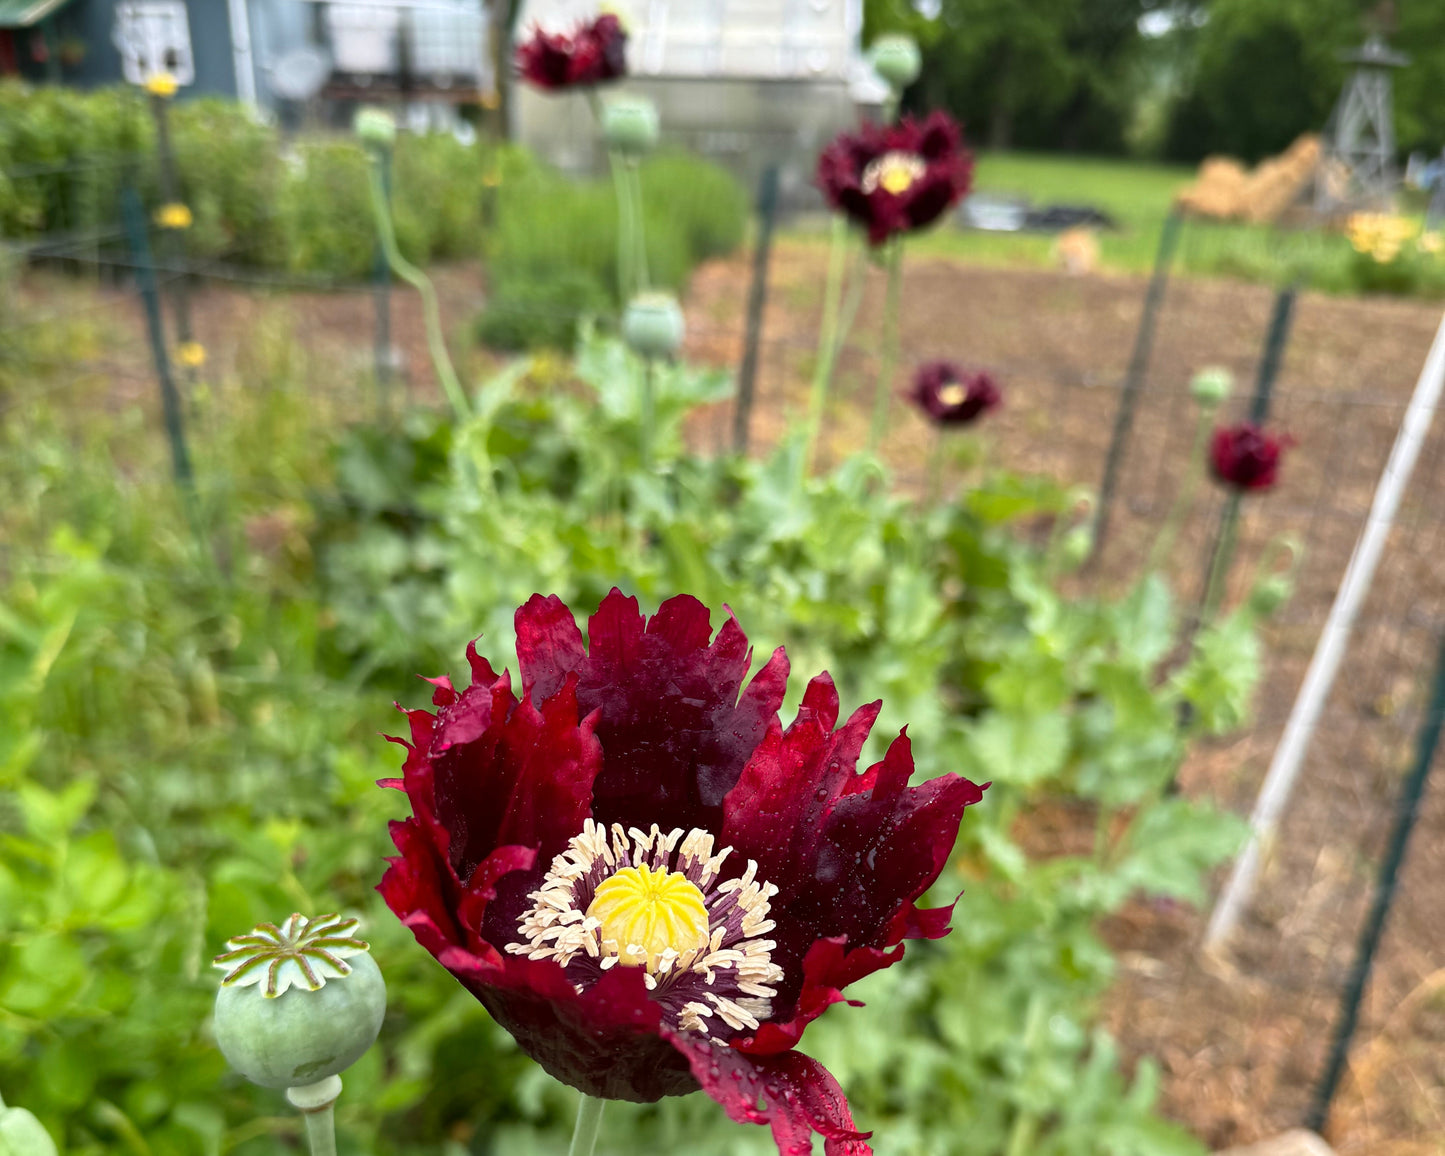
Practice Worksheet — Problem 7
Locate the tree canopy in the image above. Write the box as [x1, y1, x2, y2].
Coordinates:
[864, 0, 1445, 162]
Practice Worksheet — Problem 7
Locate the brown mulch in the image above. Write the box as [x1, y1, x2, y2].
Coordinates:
[680, 240, 1445, 1155]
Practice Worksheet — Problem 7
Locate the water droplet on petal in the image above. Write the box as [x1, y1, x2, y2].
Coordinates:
[814, 787, 828, 801]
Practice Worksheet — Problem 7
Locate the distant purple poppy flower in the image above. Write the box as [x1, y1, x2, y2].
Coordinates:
[816, 112, 973, 246]
[1209, 423, 1291, 492]
[909, 362, 1000, 427]
[516, 14, 627, 90]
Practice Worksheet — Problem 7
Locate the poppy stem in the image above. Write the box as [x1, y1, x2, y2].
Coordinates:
[609, 153, 634, 301]
[566, 1094, 605, 1156]
[1199, 492, 1242, 627]
[1146, 407, 1211, 575]
[925, 427, 946, 506]
[589, 92, 636, 303]
[805, 226, 867, 476]
[628, 159, 650, 291]
[641, 357, 655, 467]
[287, 1076, 340, 1156]
[365, 157, 469, 424]
[868, 237, 904, 455]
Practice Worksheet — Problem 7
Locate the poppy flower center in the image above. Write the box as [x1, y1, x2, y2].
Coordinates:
[508, 820, 785, 1039]
[586, 863, 711, 971]
[861, 150, 926, 196]
[936, 381, 968, 407]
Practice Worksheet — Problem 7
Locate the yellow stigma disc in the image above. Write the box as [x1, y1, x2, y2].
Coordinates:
[937, 381, 967, 407]
[586, 863, 710, 971]
[862, 150, 927, 196]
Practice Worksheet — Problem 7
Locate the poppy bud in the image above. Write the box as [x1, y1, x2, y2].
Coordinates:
[870, 35, 922, 90]
[602, 95, 659, 157]
[622, 293, 685, 360]
[1060, 525, 1093, 569]
[1190, 367, 1232, 409]
[0, 1096, 56, 1156]
[354, 107, 397, 152]
[1249, 574, 1293, 618]
[212, 915, 386, 1091]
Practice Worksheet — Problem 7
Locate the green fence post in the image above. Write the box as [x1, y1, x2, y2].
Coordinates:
[1088, 208, 1184, 566]
[122, 186, 193, 490]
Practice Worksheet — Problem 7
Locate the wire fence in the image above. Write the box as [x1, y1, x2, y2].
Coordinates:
[5, 148, 1445, 1154]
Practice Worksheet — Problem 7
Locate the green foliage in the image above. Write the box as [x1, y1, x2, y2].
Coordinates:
[0, 87, 459, 280]
[2, 265, 1260, 1156]
[868, 0, 1155, 153]
[1162, 0, 1361, 164]
[477, 151, 747, 350]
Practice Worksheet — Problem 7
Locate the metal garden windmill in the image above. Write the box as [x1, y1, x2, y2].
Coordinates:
[1316, 34, 1409, 212]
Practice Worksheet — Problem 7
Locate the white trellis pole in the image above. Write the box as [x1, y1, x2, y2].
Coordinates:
[1205, 309, 1445, 952]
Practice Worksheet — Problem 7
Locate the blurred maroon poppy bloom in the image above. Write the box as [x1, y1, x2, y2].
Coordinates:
[910, 361, 1000, 427]
[515, 13, 627, 90]
[1209, 422, 1290, 491]
[816, 111, 973, 246]
[379, 590, 985, 1154]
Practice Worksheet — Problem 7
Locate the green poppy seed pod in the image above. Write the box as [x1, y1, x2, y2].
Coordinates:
[870, 35, 922, 91]
[212, 914, 386, 1091]
[1190, 366, 1233, 409]
[601, 95, 660, 158]
[1060, 524, 1093, 569]
[354, 107, 397, 152]
[1249, 573, 1293, 618]
[622, 292, 685, 360]
[0, 1096, 57, 1156]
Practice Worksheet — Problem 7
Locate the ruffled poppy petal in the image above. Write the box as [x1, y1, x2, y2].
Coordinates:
[515, 593, 586, 703]
[429, 670, 601, 882]
[471, 960, 698, 1101]
[576, 589, 789, 833]
[666, 1029, 873, 1156]
[740, 935, 898, 1056]
[723, 713, 985, 1013]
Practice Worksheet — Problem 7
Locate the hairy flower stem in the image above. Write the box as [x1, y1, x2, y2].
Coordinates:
[868, 238, 904, 455]
[1199, 492, 1242, 627]
[804, 231, 868, 476]
[365, 158, 469, 423]
[609, 154, 635, 300]
[587, 92, 640, 302]
[1146, 408, 1212, 574]
[641, 357, 655, 467]
[567, 1094, 605, 1156]
[628, 160, 650, 291]
[925, 428, 946, 506]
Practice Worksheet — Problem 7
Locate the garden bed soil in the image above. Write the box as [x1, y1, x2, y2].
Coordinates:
[18, 245, 1445, 1154]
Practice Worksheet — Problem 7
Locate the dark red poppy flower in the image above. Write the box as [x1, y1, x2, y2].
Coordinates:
[816, 111, 973, 246]
[909, 361, 1000, 427]
[515, 14, 627, 90]
[1209, 422, 1291, 492]
[379, 590, 985, 1154]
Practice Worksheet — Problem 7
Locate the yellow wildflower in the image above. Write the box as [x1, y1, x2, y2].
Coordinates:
[176, 342, 206, 369]
[155, 203, 192, 230]
[144, 72, 178, 98]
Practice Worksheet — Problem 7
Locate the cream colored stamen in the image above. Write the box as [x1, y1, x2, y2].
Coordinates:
[937, 381, 967, 407]
[507, 820, 786, 1037]
[861, 150, 926, 196]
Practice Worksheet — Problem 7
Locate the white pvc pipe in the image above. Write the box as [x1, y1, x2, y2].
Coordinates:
[1205, 309, 1445, 952]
